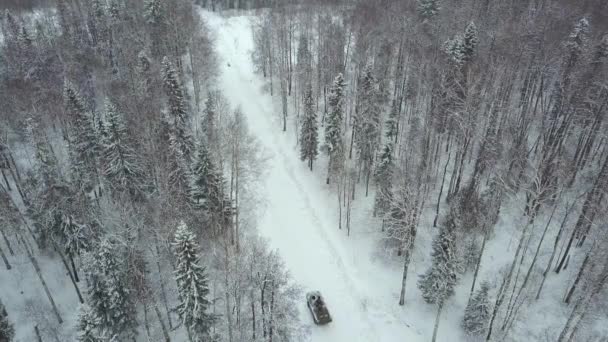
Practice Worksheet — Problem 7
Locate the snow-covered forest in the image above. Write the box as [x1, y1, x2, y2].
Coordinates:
[0, 0, 607, 341]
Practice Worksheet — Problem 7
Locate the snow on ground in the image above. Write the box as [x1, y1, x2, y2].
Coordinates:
[203, 10, 429, 342]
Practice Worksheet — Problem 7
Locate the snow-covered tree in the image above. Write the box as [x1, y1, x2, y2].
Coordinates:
[84, 239, 138, 341]
[0, 298, 14, 342]
[163, 56, 194, 162]
[102, 100, 145, 199]
[417, 0, 440, 20]
[463, 21, 479, 61]
[172, 221, 215, 341]
[202, 92, 218, 149]
[418, 223, 459, 304]
[144, 0, 164, 25]
[443, 34, 466, 67]
[77, 305, 101, 342]
[189, 141, 221, 210]
[355, 65, 382, 195]
[462, 281, 491, 336]
[373, 142, 394, 216]
[325, 73, 346, 184]
[418, 222, 459, 342]
[300, 86, 318, 171]
[64, 82, 100, 193]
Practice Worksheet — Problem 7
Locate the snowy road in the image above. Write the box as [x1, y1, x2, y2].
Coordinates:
[204, 12, 421, 342]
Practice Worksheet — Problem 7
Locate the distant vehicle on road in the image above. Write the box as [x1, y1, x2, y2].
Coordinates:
[306, 291, 332, 325]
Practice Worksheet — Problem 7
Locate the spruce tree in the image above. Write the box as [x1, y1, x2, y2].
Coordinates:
[163, 56, 194, 162]
[77, 305, 102, 342]
[0, 298, 14, 342]
[355, 65, 381, 194]
[300, 86, 319, 171]
[417, 0, 440, 20]
[443, 35, 467, 67]
[373, 142, 394, 216]
[189, 141, 221, 210]
[418, 222, 459, 342]
[102, 100, 145, 199]
[463, 21, 479, 61]
[325, 73, 346, 184]
[418, 223, 459, 304]
[462, 282, 491, 336]
[202, 93, 218, 149]
[84, 239, 138, 340]
[64, 82, 100, 193]
[172, 222, 215, 341]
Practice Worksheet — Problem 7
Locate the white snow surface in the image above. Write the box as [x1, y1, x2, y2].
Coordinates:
[203, 11, 424, 342]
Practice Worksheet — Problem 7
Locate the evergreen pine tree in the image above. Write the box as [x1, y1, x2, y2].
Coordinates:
[144, 0, 164, 25]
[325, 73, 346, 184]
[417, 0, 440, 20]
[463, 22, 479, 61]
[300, 86, 319, 171]
[84, 239, 138, 340]
[355, 65, 382, 193]
[0, 298, 14, 342]
[462, 282, 491, 336]
[202, 93, 218, 149]
[418, 223, 459, 304]
[189, 141, 221, 209]
[443, 35, 467, 67]
[102, 100, 145, 199]
[77, 305, 102, 342]
[163, 56, 194, 162]
[64, 82, 100, 193]
[373, 142, 394, 216]
[172, 222, 215, 341]
[418, 222, 459, 342]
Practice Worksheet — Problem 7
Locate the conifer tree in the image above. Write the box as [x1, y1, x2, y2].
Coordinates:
[172, 222, 215, 341]
[300, 86, 319, 171]
[189, 141, 221, 210]
[84, 239, 138, 341]
[417, 0, 440, 20]
[102, 100, 145, 199]
[144, 0, 164, 25]
[202, 93, 218, 149]
[462, 282, 491, 336]
[325, 73, 346, 184]
[0, 298, 14, 342]
[163, 56, 194, 162]
[373, 142, 394, 216]
[418, 221, 459, 341]
[64, 82, 100, 193]
[77, 305, 102, 342]
[418, 223, 459, 304]
[463, 22, 479, 61]
[355, 65, 382, 195]
[443, 35, 466, 67]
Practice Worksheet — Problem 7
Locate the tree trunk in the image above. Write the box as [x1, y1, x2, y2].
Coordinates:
[69, 253, 79, 282]
[537, 201, 574, 299]
[564, 251, 591, 304]
[153, 303, 171, 342]
[34, 325, 43, 342]
[53, 244, 84, 304]
[470, 228, 488, 297]
[155, 239, 173, 329]
[431, 301, 444, 342]
[434, 152, 451, 227]
[0, 243, 10, 270]
[0, 229, 14, 255]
